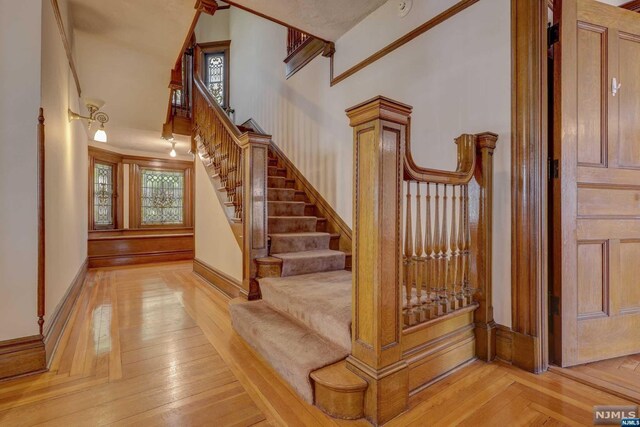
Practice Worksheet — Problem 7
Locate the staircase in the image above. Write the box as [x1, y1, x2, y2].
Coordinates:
[230, 150, 363, 409]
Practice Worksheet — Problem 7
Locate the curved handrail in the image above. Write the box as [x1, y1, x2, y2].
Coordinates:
[403, 119, 477, 185]
[193, 73, 243, 140]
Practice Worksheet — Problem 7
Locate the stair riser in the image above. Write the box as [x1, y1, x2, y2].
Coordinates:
[268, 202, 306, 217]
[268, 177, 295, 189]
[270, 235, 331, 254]
[304, 205, 316, 216]
[280, 253, 346, 277]
[268, 166, 287, 177]
[269, 217, 317, 233]
[268, 158, 278, 167]
[294, 192, 308, 202]
[268, 189, 296, 202]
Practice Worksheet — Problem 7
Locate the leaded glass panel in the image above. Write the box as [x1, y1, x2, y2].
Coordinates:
[94, 163, 114, 226]
[206, 53, 225, 107]
[140, 169, 184, 225]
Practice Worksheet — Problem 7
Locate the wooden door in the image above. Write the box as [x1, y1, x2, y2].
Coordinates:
[552, 0, 640, 366]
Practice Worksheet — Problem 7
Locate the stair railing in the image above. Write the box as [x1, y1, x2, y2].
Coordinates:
[193, 71, 271, 300]
[346, 96, 498, 424]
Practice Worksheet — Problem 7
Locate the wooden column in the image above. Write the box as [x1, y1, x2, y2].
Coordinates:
[469, 132, 499, 361]
[345, 96, 411, 425]
[511, 0, 548, 373]
[238, 132, 270, 300]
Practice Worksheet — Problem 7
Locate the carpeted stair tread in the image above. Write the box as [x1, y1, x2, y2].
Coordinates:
[272, 249, 345, 276]
[269, 216, 317, 233]
[268, 201, 306, 216]
[229, 299, 349, 403]
[268, 188, 296, 201]
[269, 232, 331, 253]
[259, 270, 352, 352]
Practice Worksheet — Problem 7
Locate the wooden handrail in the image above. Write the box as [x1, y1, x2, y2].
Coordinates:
[194, 73, 242, 139]
[404, 129, 477, 185]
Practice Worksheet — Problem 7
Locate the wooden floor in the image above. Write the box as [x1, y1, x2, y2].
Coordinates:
[0, 262, 633, 426]
[550, 354, 640, 404]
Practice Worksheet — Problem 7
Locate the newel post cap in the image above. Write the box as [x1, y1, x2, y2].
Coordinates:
[237, 131, 271, 149]
[345, 96, 413, 127]
[475, 132, 498, 151]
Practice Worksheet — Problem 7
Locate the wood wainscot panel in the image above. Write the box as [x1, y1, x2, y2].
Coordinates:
[193, 258, 245, 299]
[88, 229, 194, 268]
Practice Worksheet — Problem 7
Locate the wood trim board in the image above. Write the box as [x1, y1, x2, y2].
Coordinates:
[50, 0, 81, 97]
[510, 0, 549, 374]
[329, 0, 480, 86]
[193, 258, 245, 298]
[43, 258, 89, 364]
[0, 336, 46, 381]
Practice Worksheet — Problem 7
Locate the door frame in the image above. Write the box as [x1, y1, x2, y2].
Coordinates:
[510, 0, 550, 374]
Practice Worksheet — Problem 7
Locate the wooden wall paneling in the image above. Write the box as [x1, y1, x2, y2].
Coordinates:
[345, 96, 411, 425]
[621, 0, 640, 12]
[88, 231, 194, 268]
[511, 0, 549, 373]
[37, 108, 45, 335]
[495, 324, 514, 363]
[193, 258, 245, 298]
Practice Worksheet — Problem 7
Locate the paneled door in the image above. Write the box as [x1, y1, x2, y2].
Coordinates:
[552, 0, 640, 366]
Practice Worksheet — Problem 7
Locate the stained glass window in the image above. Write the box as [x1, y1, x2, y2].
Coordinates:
[140, 169, 184, 225]
[94, 163, 114, 226]
[205, 53, 225, 107]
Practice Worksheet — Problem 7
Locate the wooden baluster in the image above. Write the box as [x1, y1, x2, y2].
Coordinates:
[463, 184, 472, 306]
[450, 185, 460, 311]
[414, 182, 425, 323]
[424, 183, 435, 319]
[433, 183, 443, 316]
[403, 181, 416, 326]
[456, 185, 465, 308]
[440, 184, 450, 314]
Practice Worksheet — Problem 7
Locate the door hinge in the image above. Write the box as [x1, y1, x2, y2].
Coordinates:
[548, 24, 560, 47]
[548, 158, 559, 180]
[550, 295, 560, 316]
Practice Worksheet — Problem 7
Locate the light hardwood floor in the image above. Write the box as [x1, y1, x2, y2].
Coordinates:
[0, 262, 633, 426]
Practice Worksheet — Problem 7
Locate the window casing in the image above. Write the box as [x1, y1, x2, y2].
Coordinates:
[93, 162, 115, 228]
[198, 41, 230, 109]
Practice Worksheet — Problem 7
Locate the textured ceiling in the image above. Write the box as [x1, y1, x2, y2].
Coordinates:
[68, 0, 194, 156]
[223, 0, 387, 41]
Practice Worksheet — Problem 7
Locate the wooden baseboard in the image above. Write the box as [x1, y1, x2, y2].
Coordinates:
[89, 250, 194, 268]
[43, 258, 89, 364]
[496, 324, 513, 363]
[0, 335, 46, 380]
[193, 258, 244, 298]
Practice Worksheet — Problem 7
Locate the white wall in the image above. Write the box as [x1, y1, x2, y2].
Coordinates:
[40, 0, 89, 321]
[195, 8, 230, 42]
[0, 0, 43, 341]
[225, 0, 512, 325]
[194, 158, 242, 280]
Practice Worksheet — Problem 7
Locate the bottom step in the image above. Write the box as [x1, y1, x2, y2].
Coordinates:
[229, 299, 349, 403]
[311, 361, 367, 420]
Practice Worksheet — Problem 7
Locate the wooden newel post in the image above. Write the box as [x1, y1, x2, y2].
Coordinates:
[345, 96, 411, 425]
[238, 132, 271, 300]
[469, 132, 498, 361]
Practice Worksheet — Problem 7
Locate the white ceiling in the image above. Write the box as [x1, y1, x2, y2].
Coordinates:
[223, 0, 387, 41]
[69, 0, 194, 156]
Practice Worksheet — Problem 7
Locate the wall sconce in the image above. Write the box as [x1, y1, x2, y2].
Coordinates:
[68, 99, 110, 143]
